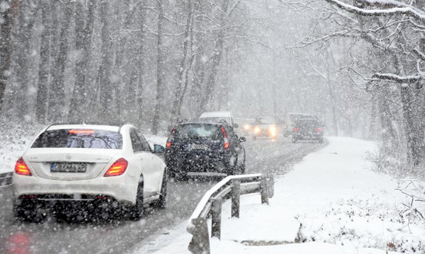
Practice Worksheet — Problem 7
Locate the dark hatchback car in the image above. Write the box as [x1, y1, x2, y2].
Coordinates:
[165, 122, 246, 180]
[292, 119, 324, 143]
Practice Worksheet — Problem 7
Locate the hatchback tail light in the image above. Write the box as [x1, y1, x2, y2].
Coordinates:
[316, 128, 322, 132]
[221, 126, 230, 149]
[15, 158, 32, 176]
[166, 127, 176, 149]
[294, 128, 300, 131]
[104, 158, 128, 177]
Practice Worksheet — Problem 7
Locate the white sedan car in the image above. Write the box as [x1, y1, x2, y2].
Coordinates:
[13, 124, 167, 221]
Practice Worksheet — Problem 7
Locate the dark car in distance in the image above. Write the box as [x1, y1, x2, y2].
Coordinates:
[165, 122, 246, 180]
[292, 119, 324, 143]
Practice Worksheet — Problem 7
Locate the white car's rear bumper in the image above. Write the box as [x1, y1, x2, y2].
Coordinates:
[13, 174, 137, 205]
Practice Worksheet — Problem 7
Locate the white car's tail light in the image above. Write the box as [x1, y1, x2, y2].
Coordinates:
[104, 158, 128, 177]
[15, 158, 32, 176]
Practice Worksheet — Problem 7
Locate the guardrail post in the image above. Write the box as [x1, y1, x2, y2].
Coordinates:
[269, 175, 274, 198]
[188, 218, 210, 254]
[260, 177, 269, 205]
[211, 198, 222, 239]
[231, 180, 241, 218]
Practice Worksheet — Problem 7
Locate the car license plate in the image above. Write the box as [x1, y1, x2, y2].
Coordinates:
[51, 163, 87, 173]
[190, 144, 208, 150]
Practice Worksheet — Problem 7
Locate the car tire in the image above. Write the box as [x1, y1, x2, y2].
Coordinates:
[13, 199, 44, 222]
[292, 138, 297, 143]
[318, 138, 323, 143]
[153, 169, 168, 209]
[129, 176, 144, 221]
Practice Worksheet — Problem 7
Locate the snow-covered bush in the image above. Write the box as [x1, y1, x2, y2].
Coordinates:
[296, 199, 425, 253]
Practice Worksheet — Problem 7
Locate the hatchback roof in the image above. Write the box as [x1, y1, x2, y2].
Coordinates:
[199, 111, 232, 118]
[47, 124, 122, 132]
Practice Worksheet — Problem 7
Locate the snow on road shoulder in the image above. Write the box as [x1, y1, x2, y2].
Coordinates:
[0, 123, 42, 174]
[135, 137, 424, 254]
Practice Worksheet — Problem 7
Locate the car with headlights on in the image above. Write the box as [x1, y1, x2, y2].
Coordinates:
[252, 117, 279, 140]
[13, 124, 167, 221]
[165, 121, 246, 180]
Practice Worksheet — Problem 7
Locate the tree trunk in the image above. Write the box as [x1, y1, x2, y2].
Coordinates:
[35, 1, 52, 124]
[0, 0, 17, 114]
[98, 0, 114, 123]
[136, 3, 147, 127]
[69, 0, 96, 123]
[152, 0, 165, 134]
[47, 1, 73, 123]
[14, 1, 39, 120]
[199, 0, 230, 112]
[171, 0, 194, 122]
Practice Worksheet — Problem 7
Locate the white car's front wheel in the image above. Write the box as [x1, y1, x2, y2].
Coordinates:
[153, 169, 168, 209]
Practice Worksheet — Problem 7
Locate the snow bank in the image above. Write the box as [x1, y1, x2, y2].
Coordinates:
[121, 137, 425, 253]
[0, 123, 43, 174]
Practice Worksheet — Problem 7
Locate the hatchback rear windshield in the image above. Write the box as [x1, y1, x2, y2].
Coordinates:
[32, 129, 123, 149]
[174, 124, 220, 140]
[295, 120, 320, 128]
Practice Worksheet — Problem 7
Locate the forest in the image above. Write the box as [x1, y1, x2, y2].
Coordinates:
[1, 0, 425, 176]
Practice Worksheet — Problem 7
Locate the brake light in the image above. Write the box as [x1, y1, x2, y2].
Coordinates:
[166, 127, 176, 149]
[294, 128, 300, 131]
[69, 129, 94, 134]
[316, 128, 322, 132]
[221, 126, 230, 149]
[104, 158, 128, 177]
[15, 158, 32, 176]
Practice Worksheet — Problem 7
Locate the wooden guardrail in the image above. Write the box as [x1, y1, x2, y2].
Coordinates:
[187, 173, 274, 254]
[0, 172, 13, 187]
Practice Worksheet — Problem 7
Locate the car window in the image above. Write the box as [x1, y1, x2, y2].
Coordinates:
[136, 131, 151, 152]
[175, 124, 220, 140]
[130, 129, 145, 152]
[31, 129, 122, 149]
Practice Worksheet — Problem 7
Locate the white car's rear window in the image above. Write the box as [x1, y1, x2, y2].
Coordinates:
[31, 129, 122, 149]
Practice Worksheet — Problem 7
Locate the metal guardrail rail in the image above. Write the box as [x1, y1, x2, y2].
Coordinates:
[187, 173, 274, 254]
[0, 172, 13, 187]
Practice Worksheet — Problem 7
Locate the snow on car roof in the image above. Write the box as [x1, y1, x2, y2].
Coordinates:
[47, 124, 120, 132]
[199, 111, 232, 118]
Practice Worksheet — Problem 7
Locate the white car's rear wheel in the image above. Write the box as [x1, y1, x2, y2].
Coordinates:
[129, 177, 144, 220]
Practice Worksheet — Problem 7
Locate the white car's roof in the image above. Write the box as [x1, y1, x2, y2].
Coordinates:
[47, 124, 121, 132]
[200, 111, 232, 118]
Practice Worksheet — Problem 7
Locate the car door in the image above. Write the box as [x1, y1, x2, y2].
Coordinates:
[130, 129, 156, 198]
[136, 131, 164, 193]
[225, 126, 244, 166]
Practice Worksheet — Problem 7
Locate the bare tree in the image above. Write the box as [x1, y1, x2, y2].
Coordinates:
[0, 0, 18, 114]
[47, 1, 73, 123]
[152, 0, 165, 134]
[35, 1, 52, 124]
[69, 0, 96, 123]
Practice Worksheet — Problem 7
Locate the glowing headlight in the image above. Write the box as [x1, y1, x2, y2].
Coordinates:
[269, 126, 277, 136]
[244, 124, 250, 130]
[254, 126, 261, 133]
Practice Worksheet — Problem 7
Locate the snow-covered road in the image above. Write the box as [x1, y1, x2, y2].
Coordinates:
[0, 136, 324, 254]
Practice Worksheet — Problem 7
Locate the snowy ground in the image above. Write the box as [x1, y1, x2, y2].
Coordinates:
[135, 137, 425, 254]
[0, 122, 43, 174]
